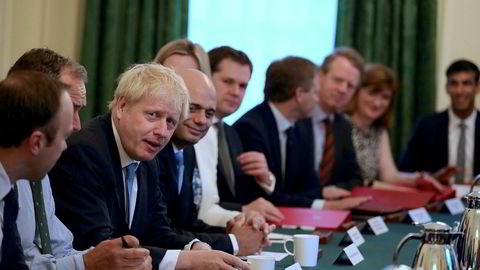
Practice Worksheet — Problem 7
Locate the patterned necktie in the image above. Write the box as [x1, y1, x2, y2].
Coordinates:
[1, 187, 28, 269]
[191, 166, 203, 211]
[29, 181, 52, 254]
[216, 122, 236, 196]
[319, 118, 335, 185]
[284, 126, 295, 184]
[174, 150, 185, 194]
[456, 122, 466, 183]
[124, 163, 138, 226]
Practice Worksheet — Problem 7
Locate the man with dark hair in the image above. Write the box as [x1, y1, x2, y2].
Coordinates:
[11, 49, 153, 270]
[157, 68, 269, 256]
[400, 59, 480, 184]
[296, 47, 370, 210]
[233, 56, 324, 207]
[195, 46, 284, 227]
[0, 71, 73, 269]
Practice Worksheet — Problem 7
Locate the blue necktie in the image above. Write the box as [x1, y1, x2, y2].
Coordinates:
[174, 150, 184, 194]
[124, 163, 138, 226]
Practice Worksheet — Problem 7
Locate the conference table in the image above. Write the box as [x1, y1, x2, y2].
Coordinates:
[266, 212, 462, 269]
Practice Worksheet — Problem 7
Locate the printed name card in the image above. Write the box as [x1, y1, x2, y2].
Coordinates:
[347, 226, 365, 246]
[445, 198, 465, 215]
[408, 207, 432, 224]
[367, 216, 389, 235]
[285, 262, 302, 270]
[344, 243, 364, 266]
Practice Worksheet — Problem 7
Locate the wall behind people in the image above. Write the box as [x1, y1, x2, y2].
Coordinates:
[0, 0, 85, 78]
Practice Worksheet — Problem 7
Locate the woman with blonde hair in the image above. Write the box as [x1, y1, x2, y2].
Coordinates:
[154, 39, 211, 77]
[345, 63, 444, 191]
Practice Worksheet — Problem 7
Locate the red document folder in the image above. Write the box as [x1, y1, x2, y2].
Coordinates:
[274, 207, 351, 230]
[351, 187, 436, 214]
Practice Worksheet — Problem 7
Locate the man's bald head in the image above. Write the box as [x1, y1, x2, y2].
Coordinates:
[173, 69, 216, 148]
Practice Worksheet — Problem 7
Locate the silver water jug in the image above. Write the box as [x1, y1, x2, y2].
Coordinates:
[393, 222, 462, 270]
[456, 175, 480, 269]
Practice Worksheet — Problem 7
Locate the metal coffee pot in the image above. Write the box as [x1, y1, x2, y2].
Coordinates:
[456, 175, 480, 269]
[393, 222, 462, 270]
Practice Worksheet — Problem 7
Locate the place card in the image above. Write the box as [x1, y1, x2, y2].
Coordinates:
[408, 207, 432, 224]
[367, 216, 389, 235]
[285, 262, 302, 270]
[445, 198, 465, 215]
[344, 243, 364, 266]
[347, 226, 365, 246]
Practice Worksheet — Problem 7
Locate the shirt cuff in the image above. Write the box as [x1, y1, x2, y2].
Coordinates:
[311, 199, 325, 209]
[158, 250, 180, 270]
[258, 172, 276, 194]
[184, 239, 200, 250]
[228, 234, 239, 255]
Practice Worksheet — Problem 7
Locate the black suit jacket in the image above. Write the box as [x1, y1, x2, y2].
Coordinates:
[156, 143, 233, 253]
[296, 113, 363, 189]
[399, 110, 480, 175]
[50, 113, 195, 267]
[233, 101, 321, 207]
[217, 123, 265, 211]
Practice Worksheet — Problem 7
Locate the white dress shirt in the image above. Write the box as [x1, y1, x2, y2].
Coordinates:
[269, 103, 326, 209]
[448, 108, 477, 183]
[0, 161, 14, 263]
[16, 177, 87, 269]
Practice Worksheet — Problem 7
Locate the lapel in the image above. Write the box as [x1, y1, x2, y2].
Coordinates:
[259, 102, 282, 182]
[473, 110, 480, 175]
[438, 110, 449, 166]
[103, 113, 129, 229]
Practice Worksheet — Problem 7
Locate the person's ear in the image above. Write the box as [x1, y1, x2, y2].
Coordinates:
[115, 97, 128, 119]
[295, 87, 304, 103]
[28, 130, 47, 156]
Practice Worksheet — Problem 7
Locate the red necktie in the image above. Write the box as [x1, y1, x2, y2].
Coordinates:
[319, 119, 335, 185]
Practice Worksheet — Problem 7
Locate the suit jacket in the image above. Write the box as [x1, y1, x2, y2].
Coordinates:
[399, 110, 480, 175]
[296, 113, 363, 189]
[156, 143, 233, 253]
[50, 113, 195, 267]
[217, 123, 265, 211]
[233, 101, 321, 207]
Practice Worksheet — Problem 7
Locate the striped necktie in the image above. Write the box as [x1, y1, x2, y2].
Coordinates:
[319, 118, 335, 185]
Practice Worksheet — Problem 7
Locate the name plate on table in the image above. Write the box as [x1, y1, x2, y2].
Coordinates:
[367, 216, 389, 235]
[285, 263, 302, 270]
[408, 207, 432, 224]
[445, 198, 465, 215]
[344, 243, 364, 266]
[347, 226, 365, 246]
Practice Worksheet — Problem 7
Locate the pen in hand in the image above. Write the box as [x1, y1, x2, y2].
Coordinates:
[121, 236, 130, 248]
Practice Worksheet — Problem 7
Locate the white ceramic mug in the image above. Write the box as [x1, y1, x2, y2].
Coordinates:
[283, 234, 320, 267]
[247, 255, 275, 270]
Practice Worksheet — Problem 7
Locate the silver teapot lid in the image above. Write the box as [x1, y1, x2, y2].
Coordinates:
[421, 222, 451, 233]
[420, 222, 460, 244]
[464, 191, 480, 209]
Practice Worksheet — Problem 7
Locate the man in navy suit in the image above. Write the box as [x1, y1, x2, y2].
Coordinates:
[234, 56, 325, 207]
[400, 59, 480, 184]
[156, 68, 269, 256]
[50, 64, 249, 269]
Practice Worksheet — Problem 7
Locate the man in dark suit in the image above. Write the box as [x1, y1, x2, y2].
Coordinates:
[156, 68, 268, 256]
[234, 56, 327, 208]
[50, 64, 249, 269]
[0, 71, 74, 269]
[208, 46, 284, 222]
[400, 59, 480, 184]
[297, 47, 370, 210]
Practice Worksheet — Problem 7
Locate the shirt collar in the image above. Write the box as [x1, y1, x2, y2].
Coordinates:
[172, 143, 183, 154]
[448, 108, 477, 129]
[111, 117, 140, 169]
[0, 162, 13, 201]
[268, 102, 294, 133]
[312, 105, 333, 123]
